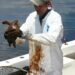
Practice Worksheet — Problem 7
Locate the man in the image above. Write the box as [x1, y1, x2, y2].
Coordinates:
[4, 0, 63, 75]
[17, 0, 64, 75]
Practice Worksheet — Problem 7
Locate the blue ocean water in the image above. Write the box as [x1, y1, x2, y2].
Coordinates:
[0, 0, 75, 61]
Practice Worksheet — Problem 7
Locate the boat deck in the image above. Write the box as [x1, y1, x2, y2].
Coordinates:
[8, 70, 26, 75]
[0, 58, 75, 75]
[8, 66, 29, 75]
[0, 40, 75, 75]
[8, 61, 75, 75]
[63, 60, 75, 75]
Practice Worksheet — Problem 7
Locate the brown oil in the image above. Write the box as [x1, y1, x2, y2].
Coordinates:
[29, 42, 44, 74]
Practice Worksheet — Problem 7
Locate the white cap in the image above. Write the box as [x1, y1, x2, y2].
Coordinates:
[30, 0, 50, 6]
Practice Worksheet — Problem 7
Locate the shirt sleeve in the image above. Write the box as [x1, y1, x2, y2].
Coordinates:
[20, 14, 33, 36]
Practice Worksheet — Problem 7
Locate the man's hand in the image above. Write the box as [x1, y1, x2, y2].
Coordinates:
[16, 37, 26, 46]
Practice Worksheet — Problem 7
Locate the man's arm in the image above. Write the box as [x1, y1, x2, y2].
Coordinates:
[30, 14, 63, 45]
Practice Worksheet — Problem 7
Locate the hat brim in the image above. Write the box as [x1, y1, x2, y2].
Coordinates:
[30, 0, 44, 6]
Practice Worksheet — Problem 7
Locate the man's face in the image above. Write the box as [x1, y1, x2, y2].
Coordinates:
[34, 3, 48, 16]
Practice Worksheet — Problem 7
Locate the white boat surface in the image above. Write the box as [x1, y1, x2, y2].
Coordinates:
[0, 40, 75, 75]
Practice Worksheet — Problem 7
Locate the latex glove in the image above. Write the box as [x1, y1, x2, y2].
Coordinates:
[16, 37, 26, 46]
[22, 31, 32, 40]
[30, 34, 50, 46]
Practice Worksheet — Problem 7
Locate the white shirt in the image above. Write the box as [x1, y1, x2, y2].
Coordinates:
[20, 9, 63, 72]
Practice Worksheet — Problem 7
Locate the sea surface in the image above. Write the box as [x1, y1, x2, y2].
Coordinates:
[0, 0, 75, 61]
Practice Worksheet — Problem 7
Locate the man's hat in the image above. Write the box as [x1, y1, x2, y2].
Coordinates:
[30, 0, 51, 6]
